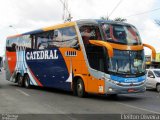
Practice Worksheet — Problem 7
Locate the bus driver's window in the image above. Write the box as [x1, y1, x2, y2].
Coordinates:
[80, 27, 91, 45]
[80, 26, 101, 45]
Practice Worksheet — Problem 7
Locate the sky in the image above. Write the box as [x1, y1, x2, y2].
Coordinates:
[0, 0, 160, 56]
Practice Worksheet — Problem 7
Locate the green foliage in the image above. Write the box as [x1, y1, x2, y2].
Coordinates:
[114, 17, 127, 22]
[100, 16, 127, 22]
[100, 16, 110, 20]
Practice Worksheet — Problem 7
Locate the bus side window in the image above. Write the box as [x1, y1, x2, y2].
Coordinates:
[35, 31, 54, 50]
[31, 35, 37, 50]
[37, 36, 48, 50]
[61, 26, 78, 48]
[80, 26, 91, 45]
[50, 29, 62, 48]
[20, 35, 31, 49]
[47, 30, 57, 48]
[30, 27, 78, 49]
[6, 39, 11, 51]
[54, 31, 58, 38]
[50, 26, 78, 48]
[6, 38, 18, 52]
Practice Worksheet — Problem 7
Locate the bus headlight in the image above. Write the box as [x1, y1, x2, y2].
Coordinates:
[109, 87, 113, 92]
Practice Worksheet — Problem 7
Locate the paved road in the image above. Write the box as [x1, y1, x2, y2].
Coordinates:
[0, 70, 160, 119]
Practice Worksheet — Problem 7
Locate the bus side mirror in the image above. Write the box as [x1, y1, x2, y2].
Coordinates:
[143, 44, 156, 61]
[89, 40, 113, 58]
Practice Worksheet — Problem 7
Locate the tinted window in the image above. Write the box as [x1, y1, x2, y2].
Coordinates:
[6, 35, 31, 52]
[34, 31, 54, 50]
[35, 26, 78, 49]
[102, 24, 142, 45]
[6, 38, 18, 51]
[80, 25, 102, 44]
[51, 26, 78, 48]
[18, 35, 31, 49]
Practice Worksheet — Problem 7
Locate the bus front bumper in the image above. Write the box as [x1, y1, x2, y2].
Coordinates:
[104, 81, 146, 94]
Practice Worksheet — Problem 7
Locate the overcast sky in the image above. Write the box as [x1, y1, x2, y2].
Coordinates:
[0, 0, 160, 56]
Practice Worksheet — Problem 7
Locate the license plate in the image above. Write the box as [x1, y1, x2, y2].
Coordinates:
[128, 89, 135, 92]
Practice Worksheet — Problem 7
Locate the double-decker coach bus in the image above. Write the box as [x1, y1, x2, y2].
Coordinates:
[5, 19, 156, 97]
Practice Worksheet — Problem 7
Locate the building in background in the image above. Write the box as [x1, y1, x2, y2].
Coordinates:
[145, 53, 160, 68]
[156, 53, 160, 62]
[145, 55, 151, 64]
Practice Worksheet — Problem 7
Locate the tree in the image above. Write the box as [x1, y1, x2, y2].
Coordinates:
[100, 16, 110, 21]
[114, 17, 127, 22]
[100, 16, 127, 22]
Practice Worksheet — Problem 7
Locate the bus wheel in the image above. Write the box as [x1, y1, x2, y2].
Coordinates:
[108, 94, 118, 98]
[17, 74, 24, 87]
[156, 84, 160, 93]
[24, 74, 30, 88]
[76, 78, 86, 97]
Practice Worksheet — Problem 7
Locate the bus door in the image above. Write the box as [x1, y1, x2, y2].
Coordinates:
[79, 25, 108, 73]
[79, 25, 109, 93]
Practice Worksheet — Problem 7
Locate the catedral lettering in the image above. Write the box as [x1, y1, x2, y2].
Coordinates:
[5, 19, 156, 97]
[26, 50, 58, 60]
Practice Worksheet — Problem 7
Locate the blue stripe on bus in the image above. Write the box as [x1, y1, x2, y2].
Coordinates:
[110, 75, 146, 83]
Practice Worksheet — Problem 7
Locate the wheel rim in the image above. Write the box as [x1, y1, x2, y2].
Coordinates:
[18, 75, 23, 86]
[24, 76, 30, 87]
[77, 83, 82, 95]
[25, 78, 29, 87]
[20, 77, 22, 84]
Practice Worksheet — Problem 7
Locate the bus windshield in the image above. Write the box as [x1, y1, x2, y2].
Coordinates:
[101, 24, 142, 45]
[108, 50, 145, 76]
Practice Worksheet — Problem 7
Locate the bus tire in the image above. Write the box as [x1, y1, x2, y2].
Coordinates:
[73, 80, 77, 96]
[15, 73, 19, 83]
[156, 84, 160, 93]
[17, 74, 24, 87]
[24, 74, 30, 88]
[108, 94, 118, 98]
[76, 78, 86, 97]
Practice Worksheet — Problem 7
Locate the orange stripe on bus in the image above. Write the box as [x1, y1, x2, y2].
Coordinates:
[7, 34, 22, 39]
[42, 22, 76, 31]
[109, 43, 143, 50]
[6, 51, 17, 74]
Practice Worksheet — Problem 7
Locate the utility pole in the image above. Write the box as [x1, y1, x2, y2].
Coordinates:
[59, 0, 72, 22]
